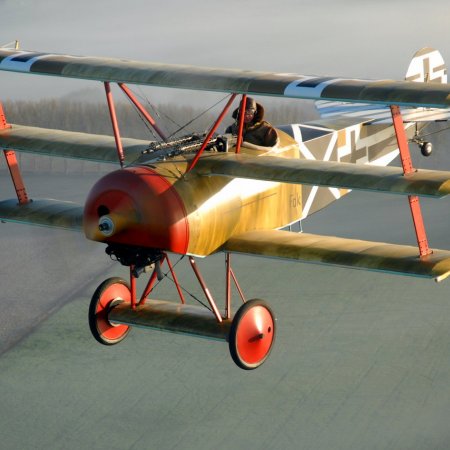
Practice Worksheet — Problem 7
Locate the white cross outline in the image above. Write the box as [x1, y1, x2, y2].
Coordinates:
[284, 77, 344, 100]
[291, 124, 339, 219]
[0, 51, 57, 73]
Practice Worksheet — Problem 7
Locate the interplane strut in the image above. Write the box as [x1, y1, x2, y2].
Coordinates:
[390, 105, 432, 257]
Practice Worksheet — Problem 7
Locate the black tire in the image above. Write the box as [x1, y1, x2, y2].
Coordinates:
[421, 142, 432, 157]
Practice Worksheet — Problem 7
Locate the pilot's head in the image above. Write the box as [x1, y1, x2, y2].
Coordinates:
[243, 97, 257, 124]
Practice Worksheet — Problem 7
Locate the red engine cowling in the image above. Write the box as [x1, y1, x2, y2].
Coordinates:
[83, 166, 189, 254]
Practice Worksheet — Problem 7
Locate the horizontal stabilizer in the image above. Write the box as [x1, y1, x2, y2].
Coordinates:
[0, 124, 149, 164]
[0, 198, 83, 230]
[223, 230, 450, 282]
[1, 49, 450, 108]
[196, 153, 450, 198]
[316, 100, 450, 123]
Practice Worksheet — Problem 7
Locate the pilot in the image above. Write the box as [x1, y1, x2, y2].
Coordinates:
[226, 97, 278, 147]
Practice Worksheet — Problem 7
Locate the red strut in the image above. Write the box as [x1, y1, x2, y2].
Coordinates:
[390, 105, 432, 257]
[104, 82, 125, 168]
[1, 103, 29, 204]
[235, 95, 247, 154]
[186, 94, 237, 173]
[118, 83, 168, 141]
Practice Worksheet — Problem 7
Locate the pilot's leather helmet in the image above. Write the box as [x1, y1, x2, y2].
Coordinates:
[245, 97, 257, 112]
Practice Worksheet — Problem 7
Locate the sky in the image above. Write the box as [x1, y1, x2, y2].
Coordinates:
[1, 0, 450, 103]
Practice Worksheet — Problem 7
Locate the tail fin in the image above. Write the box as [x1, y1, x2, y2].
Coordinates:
[316, 48, 450, 123]
[405, 47, 447, 83]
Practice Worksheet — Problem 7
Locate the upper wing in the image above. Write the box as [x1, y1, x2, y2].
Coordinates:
[223, 230, 450, 282]
[196, 153, 450, 198]
[1, 49, 450, 108]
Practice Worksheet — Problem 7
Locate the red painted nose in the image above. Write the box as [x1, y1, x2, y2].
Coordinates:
[83, 166, 189, 254]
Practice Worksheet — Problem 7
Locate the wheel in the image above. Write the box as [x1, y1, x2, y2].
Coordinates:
[88, 277, 131, 345]
[420, 141, 432, 157]
[229, 299, 276, 370]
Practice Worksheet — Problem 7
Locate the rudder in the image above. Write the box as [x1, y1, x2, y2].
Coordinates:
[405, 47, 447, 83]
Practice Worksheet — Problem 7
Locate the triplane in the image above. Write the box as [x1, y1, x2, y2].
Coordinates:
[2, 46, 450, 369]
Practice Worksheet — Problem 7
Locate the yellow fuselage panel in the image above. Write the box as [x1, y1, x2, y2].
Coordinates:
[148, 131, 302, 255]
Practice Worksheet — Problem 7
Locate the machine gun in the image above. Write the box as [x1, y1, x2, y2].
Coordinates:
[140, 133, 235, 162]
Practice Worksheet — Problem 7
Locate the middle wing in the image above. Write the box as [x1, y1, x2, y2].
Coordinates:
[196, 153, 450, 198]
[0, 124, 149, 164]
[2, 126, 450, 199]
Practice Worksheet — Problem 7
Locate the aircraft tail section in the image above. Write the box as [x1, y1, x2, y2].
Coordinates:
[405, 47, 447, 84]
[279, 49, 450, 220]
[316, 48, 450, 123]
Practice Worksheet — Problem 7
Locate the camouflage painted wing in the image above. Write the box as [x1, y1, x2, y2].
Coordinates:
[196, 153, 450, 198]
[9, 122, 450, 199]
[0, 124, 149, 164]
[223, 230, 450, 282]
[0, 199, 83, 231]
[0, 126, 147, 231]
[1, 49, 450, 108]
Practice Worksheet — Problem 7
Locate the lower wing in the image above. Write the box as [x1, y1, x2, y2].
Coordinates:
[223, 230, 450, 282]
[0, 199, 83, 230]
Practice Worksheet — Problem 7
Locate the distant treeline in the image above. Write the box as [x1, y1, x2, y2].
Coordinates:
[1, 98, 318, 173]
[3, 98, 317, 138]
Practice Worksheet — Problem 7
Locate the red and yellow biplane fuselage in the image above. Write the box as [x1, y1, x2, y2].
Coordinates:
[84, 132, 302, 256]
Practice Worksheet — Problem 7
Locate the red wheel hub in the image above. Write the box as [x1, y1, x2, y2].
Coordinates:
[95, 282, 130, 341]
[234, 303, 275, 367]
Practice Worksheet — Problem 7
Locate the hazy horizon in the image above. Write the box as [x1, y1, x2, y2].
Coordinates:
[2, 0, 450, 103]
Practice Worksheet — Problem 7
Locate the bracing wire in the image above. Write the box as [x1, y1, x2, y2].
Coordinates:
[416, 123, 450, 139]
[120, 85, 170, 140]
[133, 108, 160, 141]
[123, 86, 233, 142]
[147, 255, 212, 311]
[166, 93, 233, 139]
[134, 86, 183, 131]
[120, 87, 163, 141]
[164, 274, 212, 312]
